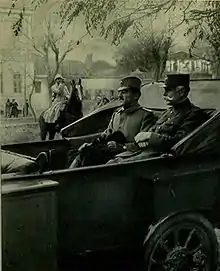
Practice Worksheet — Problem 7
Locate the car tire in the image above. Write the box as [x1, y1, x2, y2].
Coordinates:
[143, 212, 219, 271]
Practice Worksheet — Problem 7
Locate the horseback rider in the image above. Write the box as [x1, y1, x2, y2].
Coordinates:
[40, 74, 70, 140]
[43, 74, 70, 124]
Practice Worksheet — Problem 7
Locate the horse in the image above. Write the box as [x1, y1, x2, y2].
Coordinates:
[39, 89, 83, 140]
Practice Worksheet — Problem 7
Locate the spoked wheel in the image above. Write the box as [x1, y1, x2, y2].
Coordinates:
[144, 213, 219, 271]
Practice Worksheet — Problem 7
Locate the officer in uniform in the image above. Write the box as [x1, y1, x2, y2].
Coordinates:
[108, 74, 209, 164]
[69, 76, 157, 168]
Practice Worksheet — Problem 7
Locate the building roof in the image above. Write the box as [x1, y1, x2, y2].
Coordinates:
[169, 51, 200, 60]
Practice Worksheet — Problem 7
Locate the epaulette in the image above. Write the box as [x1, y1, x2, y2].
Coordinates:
[141, 106, 153, 113]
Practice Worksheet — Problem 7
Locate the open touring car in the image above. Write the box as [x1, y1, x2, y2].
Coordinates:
[2, 79, 220, 271]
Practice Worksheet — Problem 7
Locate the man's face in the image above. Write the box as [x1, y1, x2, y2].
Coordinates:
[163, 86, 186, 106]
[118, 88, 138, 107]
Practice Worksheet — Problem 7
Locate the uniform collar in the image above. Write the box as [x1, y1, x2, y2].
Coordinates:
[171, 98, 192, 113]
[119, 103, 141, 114]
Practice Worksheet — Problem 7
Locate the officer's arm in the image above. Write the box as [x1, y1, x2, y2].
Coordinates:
[123, 111, 157, 152]
[101, 112, 116, 137]
[140, 111, 158, 132]
[148, 111, 207, 152]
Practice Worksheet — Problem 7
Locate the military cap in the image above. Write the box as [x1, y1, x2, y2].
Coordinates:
[118, 76, 142, 92]
[163, 74, 190, 88]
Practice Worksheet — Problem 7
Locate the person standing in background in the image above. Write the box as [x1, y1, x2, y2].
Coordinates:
[68, 79, 83, 119]
[10, 99, 19, 118]
[93, 96, 110, 111]
[23, 99, 29, 117]
[5, 99, 11, 117]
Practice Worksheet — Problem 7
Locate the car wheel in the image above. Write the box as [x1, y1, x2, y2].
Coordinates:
[143, 212, 219, 271]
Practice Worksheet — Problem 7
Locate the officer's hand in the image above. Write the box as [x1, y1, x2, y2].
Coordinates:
[138, 142, 149, 148]
[99, 132, 108, 141]
[78, 142, 92, 151]
[107, 141, 117, 151]
[135, 132, 152, 143]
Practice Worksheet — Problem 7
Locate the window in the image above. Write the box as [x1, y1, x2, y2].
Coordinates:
[34, 81, 41, 93]
[13, 73, 22, 93]
[0, 73, 3, 93]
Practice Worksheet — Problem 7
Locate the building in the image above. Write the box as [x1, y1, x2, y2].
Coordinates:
[0, 5, 49, 117]
[166, 51, 212, 78]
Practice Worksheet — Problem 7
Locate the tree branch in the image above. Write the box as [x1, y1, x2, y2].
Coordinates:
[58, 32, 88, 65]
[22, 33, 46, 56]
[174, 1, 193, 28]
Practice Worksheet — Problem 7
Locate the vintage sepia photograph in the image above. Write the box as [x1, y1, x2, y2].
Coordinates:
[1, 0, 220, 270]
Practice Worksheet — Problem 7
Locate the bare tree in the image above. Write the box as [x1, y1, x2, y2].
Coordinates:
[115, 32, 173, 81]
[21, 14, 87, 97]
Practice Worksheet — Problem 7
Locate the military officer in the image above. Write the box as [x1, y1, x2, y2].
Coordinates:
[108, 73, 209, 164]
[69, 76, 157, 168]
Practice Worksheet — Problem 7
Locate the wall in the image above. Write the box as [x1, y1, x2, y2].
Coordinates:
[31, 76, 50, 116]
[0, 5, 34, 115]
[82, 78, 120, 100]
[0, 59, 35, 113]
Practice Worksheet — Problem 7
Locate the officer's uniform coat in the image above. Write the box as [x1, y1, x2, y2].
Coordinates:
[103, 103, 157, 143]
[69, 103, 157, 167]
[111, 99, 209, 163]
[147, 98, 209, 152]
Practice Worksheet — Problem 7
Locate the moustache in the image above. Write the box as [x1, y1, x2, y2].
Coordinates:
[164, 97, 173, 102]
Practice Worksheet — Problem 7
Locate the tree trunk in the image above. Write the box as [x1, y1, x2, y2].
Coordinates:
[153, 61, 161, 81]
[159, 58, 168, 80]
[44, 51, 53, 98]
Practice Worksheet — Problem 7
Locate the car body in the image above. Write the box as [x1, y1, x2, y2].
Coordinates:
[2, 79, 220, 271]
